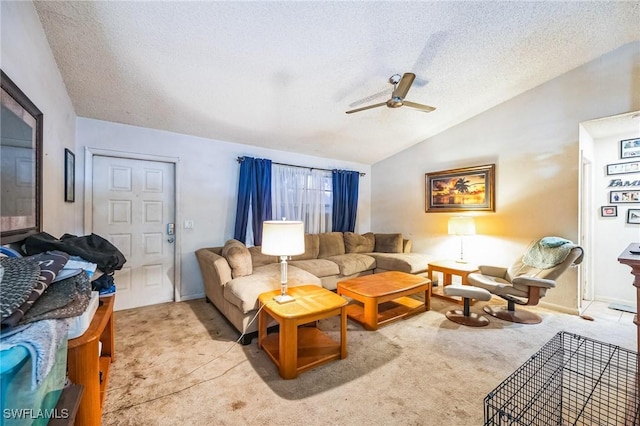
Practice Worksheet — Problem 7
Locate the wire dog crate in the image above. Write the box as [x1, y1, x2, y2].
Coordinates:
[484, 331, 639, 425]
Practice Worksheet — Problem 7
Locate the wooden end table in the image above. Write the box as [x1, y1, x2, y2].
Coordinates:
[428, 260, 480, 305]
[337, 271, 431, 331]
[258, 285, 348, 379]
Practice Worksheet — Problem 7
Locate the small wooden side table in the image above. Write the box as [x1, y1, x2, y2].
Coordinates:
[67, 296, 115, 426]
[428, 260, 480, 305]
[258, 285, 347, 380]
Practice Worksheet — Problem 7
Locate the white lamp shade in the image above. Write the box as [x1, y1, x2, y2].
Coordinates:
[448, 217, 476, 236]
[261, 220, 305, 256]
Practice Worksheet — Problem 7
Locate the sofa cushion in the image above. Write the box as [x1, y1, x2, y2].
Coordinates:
[248, 246, 278, 267]
[291, 234, 320, 261]
[318, 232, 345, 258]
[224, 263, 321, 313]
[368, 252, 433, 274]
[374, 233, 403, 253]
[222, 239, 252, 278]
[344, 232, 375, 253]
[289, 259, 340, 278]
[326, 253, 376, 276]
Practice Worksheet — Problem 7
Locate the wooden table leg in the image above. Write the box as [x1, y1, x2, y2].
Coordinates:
[258, 304, 267, 349]
[340, 306, 347, 359]
[425, 285, 431, 311]
[363, 298, 379, 330]
[279, 319, 298, 379]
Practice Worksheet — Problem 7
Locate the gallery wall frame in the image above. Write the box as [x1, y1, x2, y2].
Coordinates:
[609, 190, 639, 203]
[607, 161, 640, 175]
[425, 164, 495, 212]
[600, 206, 617, 217]
[627, 208, 640, 224]
[64, 148, 75, 202]
[620, 138, 640, 159]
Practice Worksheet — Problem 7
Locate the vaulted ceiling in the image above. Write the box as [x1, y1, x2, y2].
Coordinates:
[34, 1, 640, 164]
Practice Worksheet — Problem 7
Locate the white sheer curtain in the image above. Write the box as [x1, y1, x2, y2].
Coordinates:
[271, 164, 332, 233]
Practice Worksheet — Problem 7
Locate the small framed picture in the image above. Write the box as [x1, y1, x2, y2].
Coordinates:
[627, 208, 640, 224]
[64, 148, 75, 202]
[600, 206, 617, 217]
[607, 161, 640, 175]
[609, 190, 640, 203]
[620, 138, 640, 159]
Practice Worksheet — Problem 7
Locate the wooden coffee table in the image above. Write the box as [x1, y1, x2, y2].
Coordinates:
[337, 271, 430, 330]
[258, 285, 348, 379]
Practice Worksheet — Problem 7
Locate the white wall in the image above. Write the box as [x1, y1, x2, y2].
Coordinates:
[371, 41, 640, 313]
[76, 118, 371, 300]
[592, 128, 640, 306]
[1, 1, 79, 237]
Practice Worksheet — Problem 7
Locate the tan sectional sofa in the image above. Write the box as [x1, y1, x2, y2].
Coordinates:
[195, 232, 433, 344]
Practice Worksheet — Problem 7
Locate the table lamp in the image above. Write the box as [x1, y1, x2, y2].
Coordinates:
[261, 220, 305, 303]
[448, 216, 475, 263]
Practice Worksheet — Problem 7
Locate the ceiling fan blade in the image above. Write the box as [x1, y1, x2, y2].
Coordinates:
[393, 73, 416, 99]
[345, 102, 387, 114]
[402, 100, 436, 113]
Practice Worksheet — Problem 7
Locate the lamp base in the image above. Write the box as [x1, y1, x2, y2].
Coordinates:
[273, 294, 295, 304]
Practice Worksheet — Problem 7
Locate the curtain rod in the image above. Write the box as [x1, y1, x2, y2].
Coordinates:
[236, 156, 365, 176]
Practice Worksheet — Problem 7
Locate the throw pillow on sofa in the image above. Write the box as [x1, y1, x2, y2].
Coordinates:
[374, 233, 403, 253]
[291, 234, 320, 261]
[344, 232, 375, 253]
[318, 232, 346, 258]
[222, 239, 252, 278]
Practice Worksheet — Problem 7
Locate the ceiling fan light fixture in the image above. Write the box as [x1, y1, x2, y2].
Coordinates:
[345, 72, 436, 115]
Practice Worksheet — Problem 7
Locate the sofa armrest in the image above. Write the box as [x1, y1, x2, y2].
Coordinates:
[195, 248, 233, 292]
[402, 239, 412, 253]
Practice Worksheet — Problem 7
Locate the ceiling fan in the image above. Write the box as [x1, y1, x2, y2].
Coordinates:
[345, 72, 436, 114]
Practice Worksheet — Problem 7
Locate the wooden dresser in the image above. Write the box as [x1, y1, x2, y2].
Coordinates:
[617, 243, 640, 352]
[67, 296, 115, 425]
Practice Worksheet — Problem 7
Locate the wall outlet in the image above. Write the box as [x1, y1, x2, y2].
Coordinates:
[184, 219, 194, 229]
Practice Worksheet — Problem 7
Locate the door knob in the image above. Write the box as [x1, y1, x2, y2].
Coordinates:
[167, 237, 175, 243]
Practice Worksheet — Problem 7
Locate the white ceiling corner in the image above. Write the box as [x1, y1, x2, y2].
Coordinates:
[33, 1, 640, 164]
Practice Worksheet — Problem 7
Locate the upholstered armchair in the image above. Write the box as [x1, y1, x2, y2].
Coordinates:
[467, 238, 584, 324]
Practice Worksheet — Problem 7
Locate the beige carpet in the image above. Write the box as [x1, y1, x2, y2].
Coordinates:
[101, 295, 637, 425]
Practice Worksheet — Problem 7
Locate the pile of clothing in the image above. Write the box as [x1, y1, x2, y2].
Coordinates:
[0, 232, 126, 387]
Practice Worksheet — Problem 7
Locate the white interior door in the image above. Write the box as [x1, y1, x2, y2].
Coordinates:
[92, 155, 175, 311]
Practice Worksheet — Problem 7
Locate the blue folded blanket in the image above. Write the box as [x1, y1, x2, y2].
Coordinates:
[0, 318, 70, 389]
[540, 236, 572, 248]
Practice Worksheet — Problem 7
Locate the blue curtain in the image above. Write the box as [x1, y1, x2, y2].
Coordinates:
[331, 170, 359, 232]
[233, 157, 272, 245]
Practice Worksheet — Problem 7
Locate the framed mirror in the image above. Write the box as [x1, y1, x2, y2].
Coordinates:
[1, 70, 43, 243]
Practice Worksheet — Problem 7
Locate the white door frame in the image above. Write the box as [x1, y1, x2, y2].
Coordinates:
[578, 147, 594, 311]
[84, 147, 183, 302]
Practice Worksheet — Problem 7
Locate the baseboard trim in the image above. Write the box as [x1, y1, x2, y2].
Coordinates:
[538, 300, 579, 316]
[178, 292, 205, 302]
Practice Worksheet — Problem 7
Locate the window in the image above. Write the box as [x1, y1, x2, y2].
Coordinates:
[271, 164, 332, 233]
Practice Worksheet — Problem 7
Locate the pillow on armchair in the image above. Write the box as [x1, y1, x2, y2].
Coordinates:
[222, 239, 252, 278]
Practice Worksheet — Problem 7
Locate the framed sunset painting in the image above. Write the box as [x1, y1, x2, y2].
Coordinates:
[425, 164, 495, 212]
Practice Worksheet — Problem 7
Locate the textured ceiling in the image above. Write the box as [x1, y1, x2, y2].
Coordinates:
[34, 1, 640, 165]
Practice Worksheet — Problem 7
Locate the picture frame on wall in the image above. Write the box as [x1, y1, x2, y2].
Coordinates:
[600, 206, 617, 217]
[606, 161, 640, 175]
[609, 190, 640, 203]
[425, 164, 495, 212]
[64, 148, 75, 203]
[620, 138, 640, 159]
[627, 208, 640, 224]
